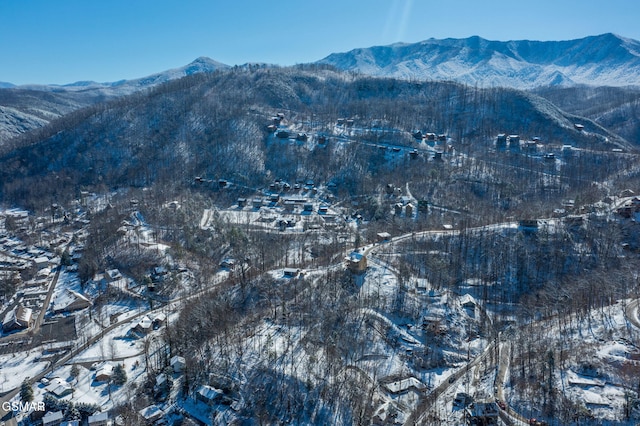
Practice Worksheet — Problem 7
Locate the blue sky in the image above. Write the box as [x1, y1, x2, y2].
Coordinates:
[1, 0, 638, 85]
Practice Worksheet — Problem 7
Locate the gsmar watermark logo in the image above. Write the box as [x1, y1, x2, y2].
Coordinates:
[2, 401, 46, 412]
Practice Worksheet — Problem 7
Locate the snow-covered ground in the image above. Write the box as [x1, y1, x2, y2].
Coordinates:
[0, 348, 50, 392]
[502, 299, 640, 422]
[71, 323, 144, 363]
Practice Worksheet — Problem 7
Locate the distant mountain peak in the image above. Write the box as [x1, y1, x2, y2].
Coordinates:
[318, 34, 640, 89]
[188, 56, 227, 68]
[183, 57, 228, 76]
[63, 80, 101, 87]
[191, 56, 221, 64]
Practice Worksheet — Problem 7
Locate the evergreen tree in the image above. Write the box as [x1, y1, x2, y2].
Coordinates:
[60, 249, 72, 267]
[20, 379, 33, 402]
[112, 364, 127, 386]
[70, 364, 80, 379]
[67, 406, 81, 421]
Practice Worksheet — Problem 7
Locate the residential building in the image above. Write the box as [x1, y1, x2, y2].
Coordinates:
[2, 305, 33, 332]
[170, 355, 186, 373]
[42, 411, 64, 426]
[346, 251, 367, 273]
[87, 412, 110, 426]
[196, 385, 223, 406]
[94, 363, 114, 382]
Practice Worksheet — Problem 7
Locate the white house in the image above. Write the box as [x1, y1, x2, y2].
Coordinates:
[45, 378, 73, 398]
[460, 294, 476, 310]
[138, 405, 163, 423]
[2, 304, 33, 332]
[196, 385, 223, 405]
[94, 363, 114, 382]
[53, 289, 92, 313]
[42, 410, 64, 426]
[87, 411, 110, 426]
[132, 316, 152, 335]
[170, 355, 186, 373]
[34, 256, 49, 269]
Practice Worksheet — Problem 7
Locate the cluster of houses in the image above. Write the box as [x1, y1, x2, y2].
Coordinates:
[111, 356, 183, 423]
[496, 134, 544, 150]
[0, 252, 53, 334]
[265, 112, 342, 148]
[337, 118, 355, 127]
[495, 134, 520, 149]
[36, 358, 187, 425]
[412, 131, 447, 143]
[274, 130, 309, 142]
[0, 210, 80, 334]
[139, 355, 188, 423]
[98, 266, 159, 294]
[230, 177, 346, 234]
[0, 236, 57, 277]
[265, 112, 317, 143]
[237, 176, 327, 217]
[265, 112, 285, 133]
[34, 372, 109, 425]
[239, 195, 321, 213]
[41, 410, 109, 426]
[385, 184, 417, 218]
[135, 382, 223, 425]
[409, 131, 454, 159]
[495, 134, 560, 161]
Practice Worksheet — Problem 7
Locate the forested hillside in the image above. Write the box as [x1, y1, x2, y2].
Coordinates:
[2, 64, 640, 426]
[535, 85, 640, 144]
[0, 65, 626, 211]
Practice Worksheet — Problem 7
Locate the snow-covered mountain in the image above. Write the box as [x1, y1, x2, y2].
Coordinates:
[0, 57, 228, 143]
[318, 33, 640, 89]
[18, 56, 229, 95]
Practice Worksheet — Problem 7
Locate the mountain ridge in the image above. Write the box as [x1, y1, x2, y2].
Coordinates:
[2, 34, 640, 145]
[318, 33, 640, 89]
[0, 57, 229, 143]
[16, 56, 229, 93]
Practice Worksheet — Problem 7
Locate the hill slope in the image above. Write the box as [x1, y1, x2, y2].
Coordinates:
[0, 57, 228, 144]
[535, 85, 640, 144]
[0, 66, 626, 209]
